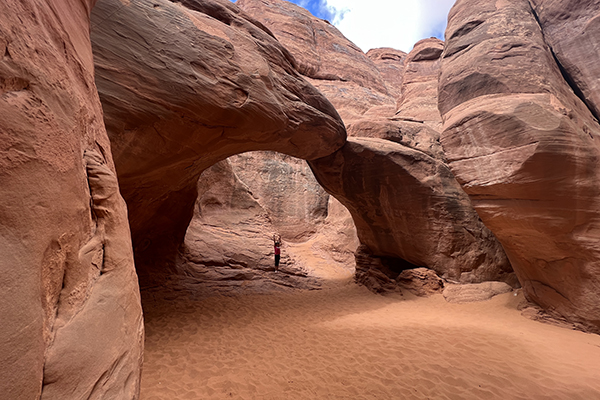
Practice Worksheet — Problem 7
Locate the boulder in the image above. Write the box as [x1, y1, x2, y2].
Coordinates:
[439, 0, 600, 332]
[397, 268, 445, 297]
[90, 0, 347, 285]
[310, 137, 513, 283]
[443, 282, 513, 303]
[1, 0, 142, 398]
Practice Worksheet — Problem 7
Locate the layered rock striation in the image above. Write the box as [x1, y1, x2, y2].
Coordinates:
[439, 0, 600, 332]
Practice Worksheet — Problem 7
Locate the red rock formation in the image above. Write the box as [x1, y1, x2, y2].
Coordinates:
[239, 0, 512, 287]
[366, 47, 407, 102]
[394, 38, 444, 130]
[1, 0, 142, 398]
[439, 0, 600, 332]
[530, 0, 600, 120]
[310, 137, 513, 284]
[179, 152, 358, 291]
[90, 0, 346, 286]
[237, 0, 396, 122]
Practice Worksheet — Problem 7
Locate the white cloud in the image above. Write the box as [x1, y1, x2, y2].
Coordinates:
[325, 0, 455, 53]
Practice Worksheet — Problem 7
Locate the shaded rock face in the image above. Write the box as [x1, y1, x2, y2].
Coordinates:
[439, 0, 600, 332]
[310, 137, 513, 284]
[1, 0, 142, 398]
[530, 0, 600, 120]
[90, 0, 346, 285]
[178, 152, 358, 291]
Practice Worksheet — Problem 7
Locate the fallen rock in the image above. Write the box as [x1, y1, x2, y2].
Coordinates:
[397, 268, 444, 297]
[443, 282, 513, 303]
[439, 0, 600, 332]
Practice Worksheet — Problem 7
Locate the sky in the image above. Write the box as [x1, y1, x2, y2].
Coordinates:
[231, 0, 455, 53]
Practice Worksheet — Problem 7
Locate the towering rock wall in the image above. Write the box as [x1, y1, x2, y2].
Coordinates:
[366, 48, 407, 102]
[439, 0, 600, 332]
[0, 0, 143, 398]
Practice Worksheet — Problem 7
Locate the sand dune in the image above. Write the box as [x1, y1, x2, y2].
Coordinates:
[140, 282, 600, 399]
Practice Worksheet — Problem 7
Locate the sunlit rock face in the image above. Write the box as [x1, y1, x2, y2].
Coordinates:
[179, 152, 358, 291]
[238, 0, 512, 286]
[0, 0, 142, 398]
[237, 0, 396, 123]
[395, 38, 444, 131]
[90, 0, 346, 286]
[366, 48, 407, 103]
[439, 0, 600, 332]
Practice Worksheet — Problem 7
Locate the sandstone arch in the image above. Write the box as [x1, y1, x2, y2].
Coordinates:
[90, 0, 347, 287]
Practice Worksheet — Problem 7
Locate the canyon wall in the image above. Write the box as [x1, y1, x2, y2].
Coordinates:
[90, 0, 347, 287]
[439, 0, 600, 332]
[1, 0, 143, 398]
[4, 0, 600, 397]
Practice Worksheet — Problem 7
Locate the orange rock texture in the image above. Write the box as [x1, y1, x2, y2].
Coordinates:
[1, 0, 142, 398]
[439, 0, 600, 332]
[4, 0, 600, 397]
[238, 0, 513, 285]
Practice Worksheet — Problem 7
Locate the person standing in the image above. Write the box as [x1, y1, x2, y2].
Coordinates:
[273, 234, 281, 271]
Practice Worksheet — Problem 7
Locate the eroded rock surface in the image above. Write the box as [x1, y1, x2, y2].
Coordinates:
[531, 0, 600, 120]
[1, 0, 142, 398]
[366, 47, 407, 102]
[397, 268, 445, 297]
[310, 137, 512, 284]
[394, 38, 444, 130]
[237, 0, 395, 123]
[239, 0, 512, 288]
[91, 0, 346, 286]
[439, 0, 600, 332]
[178, 152, 358, 292]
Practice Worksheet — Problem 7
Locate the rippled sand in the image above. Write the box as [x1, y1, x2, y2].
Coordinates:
[140, 282, 600, 399]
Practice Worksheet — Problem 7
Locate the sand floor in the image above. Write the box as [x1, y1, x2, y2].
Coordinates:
[140, 281, 600, 399]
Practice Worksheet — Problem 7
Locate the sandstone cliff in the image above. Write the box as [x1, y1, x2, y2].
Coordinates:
[90, 0, 347, 287]
[1, 0, 142, 398]
[439, 0, 600, 332]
